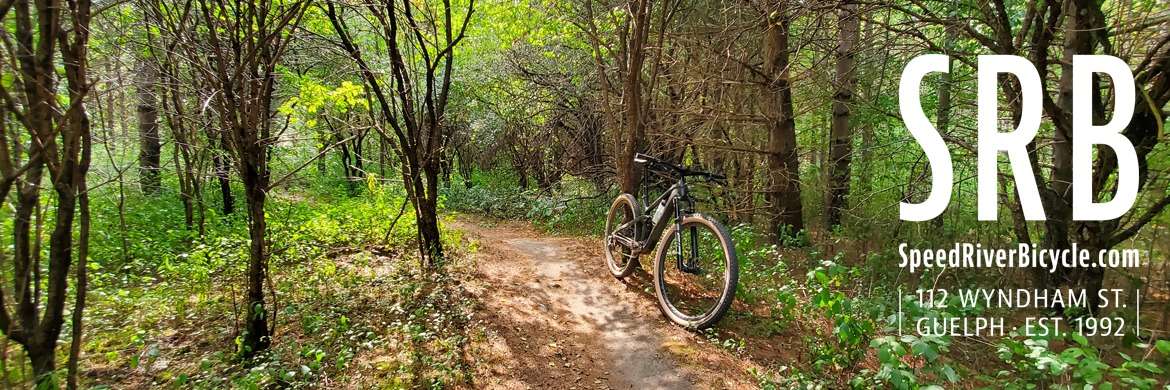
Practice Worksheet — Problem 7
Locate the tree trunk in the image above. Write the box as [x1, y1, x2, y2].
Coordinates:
[457, 151, 475, 188]
[175, 146, 196, 229]
[240, 165, 270, 357]
[762, 7, 804, 239]
[28, 346, 54, 385]
[827, 0, 859, 228]
[156, 53, 200, 232]
[417, 192, 444, 266]
[930, 24, 957, 229]
[339, 135, 357, 194]
[67, 174, 90, 390]
[215, 153, 234, 215]
[617, 0, 651, 194]
[411, 162, 445, 266]
[1044, 0, 1093, 288]
[316, 137, 328, 174]
[137, 59, 162, 195]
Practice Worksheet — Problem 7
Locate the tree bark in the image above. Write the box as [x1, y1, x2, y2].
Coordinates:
[137, 58, 162, 195]
[417, 164, 445, 263]
[762, 5, 804, 238]
[827, 0, 859, 228]
[1038, 0, 1093, 290]
[241, 169, 270, 355]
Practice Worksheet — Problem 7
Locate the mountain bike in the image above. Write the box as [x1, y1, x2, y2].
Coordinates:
[603, 153, 738, 330]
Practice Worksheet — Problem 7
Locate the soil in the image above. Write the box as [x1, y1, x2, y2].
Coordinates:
[454, 216, 769, 389]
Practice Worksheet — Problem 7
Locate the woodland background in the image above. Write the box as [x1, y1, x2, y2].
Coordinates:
[0, 0, 1169, 388]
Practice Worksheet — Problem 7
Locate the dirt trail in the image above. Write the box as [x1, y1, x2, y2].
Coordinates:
[455, 216, 763, 389]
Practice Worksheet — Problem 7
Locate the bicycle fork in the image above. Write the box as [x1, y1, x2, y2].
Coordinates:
[674, 200, 702, 275]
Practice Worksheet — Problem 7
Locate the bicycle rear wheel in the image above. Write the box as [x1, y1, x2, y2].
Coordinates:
[604, 194, 641, 279]
[652, 214, 738, 330]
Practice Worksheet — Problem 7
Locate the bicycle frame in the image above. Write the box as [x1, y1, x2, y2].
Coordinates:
[630, 176, 694, 256]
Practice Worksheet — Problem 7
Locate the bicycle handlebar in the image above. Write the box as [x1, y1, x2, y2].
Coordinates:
[634, 153, 727, 184]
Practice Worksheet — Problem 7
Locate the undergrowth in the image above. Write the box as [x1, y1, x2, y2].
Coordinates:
[443, 169, 611, 235]
[57, 174, 477, 389]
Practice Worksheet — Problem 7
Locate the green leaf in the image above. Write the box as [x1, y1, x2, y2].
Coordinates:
[1155, 340, 1170, 356]
[912, 338, 940, 361]
[940, 365, 959, 382]
[1071, 333, 1090, 347]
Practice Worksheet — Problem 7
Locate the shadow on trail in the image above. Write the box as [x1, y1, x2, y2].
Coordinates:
[612, 249, 808, 376]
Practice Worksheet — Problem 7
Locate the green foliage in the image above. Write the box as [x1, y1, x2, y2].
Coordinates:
[988, 332, 1170, 389]
[442, 169, 610, 234]
[702, 328, 748, 355]
[776, 224, 811, 247]
[862, 334, 957, 389]
[806, 259, 878, 371]
[279, 79, 368, 129]
[751, 365, 832, 390]
[729, 225, 800, 332]
[851, 290, 969, 389]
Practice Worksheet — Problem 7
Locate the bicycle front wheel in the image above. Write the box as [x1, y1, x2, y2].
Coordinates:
[652, 214, 738, 330]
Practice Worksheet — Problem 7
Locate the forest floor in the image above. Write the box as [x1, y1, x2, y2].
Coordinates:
[453, 215, 779, 389]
